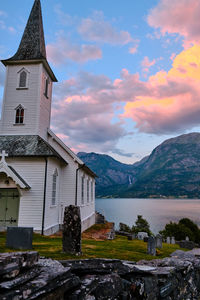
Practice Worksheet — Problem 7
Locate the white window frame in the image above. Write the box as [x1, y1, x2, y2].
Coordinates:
[51, 169, 58, 206]
[14, 104, 25, 125]
[17, 68, 29, 89]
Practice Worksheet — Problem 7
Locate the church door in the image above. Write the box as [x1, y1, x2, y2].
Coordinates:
[0, 189, 19, 228]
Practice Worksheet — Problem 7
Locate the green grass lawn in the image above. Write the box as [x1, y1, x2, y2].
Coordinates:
[0, 232, 185, 261]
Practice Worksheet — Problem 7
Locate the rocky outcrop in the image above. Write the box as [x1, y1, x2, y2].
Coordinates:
[2, 250, 200, 299]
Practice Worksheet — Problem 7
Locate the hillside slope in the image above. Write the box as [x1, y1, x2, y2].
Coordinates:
[78, 132, 200, 198]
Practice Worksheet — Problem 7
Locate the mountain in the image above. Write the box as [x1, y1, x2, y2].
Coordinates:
[78, 132, 200, 198]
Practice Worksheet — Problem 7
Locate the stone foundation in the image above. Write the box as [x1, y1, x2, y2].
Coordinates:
[2, 250, 200, 299]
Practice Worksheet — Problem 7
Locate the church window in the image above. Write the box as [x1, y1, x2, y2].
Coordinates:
[17, 68, 29, 89]
[91, 181, 94, 202]
[81, 177, 84, 204]
[87, 179, 89, 203]
[52, 169, 58, 206]
[44, 77, 49, 98]
[15, 105, 24, 124]
[19, 71, 27, 88]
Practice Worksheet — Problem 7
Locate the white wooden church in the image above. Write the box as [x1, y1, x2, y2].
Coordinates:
[0, 0, 96, 235]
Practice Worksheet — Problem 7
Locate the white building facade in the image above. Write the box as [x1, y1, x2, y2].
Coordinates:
[0, 0, 96, 235]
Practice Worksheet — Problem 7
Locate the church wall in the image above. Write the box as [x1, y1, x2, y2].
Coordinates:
[37, 65, 52, 140]
[6, 157, 46, 231]
[47, 136, 95, 230]
[0, 64, 41, 135]
[43, 157, 61, 233]
[77, 169, 96, 232]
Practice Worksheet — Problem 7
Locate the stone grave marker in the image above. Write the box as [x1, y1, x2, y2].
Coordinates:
[171, 236, 175, 244]
[147, 236, 156, 256]
[156, 234, 163, 249]
[6, 227, 33, 250]
[186, 236, 189, 241]
[62, 205, 82, 255]
[166, 236, 171, 244]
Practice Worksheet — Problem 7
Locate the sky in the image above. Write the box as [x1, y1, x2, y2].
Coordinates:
[0, 0, 200, 164]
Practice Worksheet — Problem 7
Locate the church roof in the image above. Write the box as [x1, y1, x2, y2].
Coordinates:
[1, 0, 57, 82]
[0, 135, 67, 163]
[6, 0, 46, 61]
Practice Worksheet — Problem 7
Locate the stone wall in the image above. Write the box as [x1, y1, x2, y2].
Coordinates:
[1, 250, 200, 299]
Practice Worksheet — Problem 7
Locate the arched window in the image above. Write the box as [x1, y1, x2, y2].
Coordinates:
[19, 71, 27, 88]
[52, 169, 58, 206]
[44, 77, 49, 98]
[15, 105, 24, 124]
[17, 68, 29, 89]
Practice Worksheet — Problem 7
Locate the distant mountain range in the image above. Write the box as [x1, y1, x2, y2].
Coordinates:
[78, 132, 200, 198]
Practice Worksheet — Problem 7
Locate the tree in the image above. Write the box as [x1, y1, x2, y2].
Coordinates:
[179, 218, 200, 243]
[160, 222, 194, 241]
[132, 215, 152, 236]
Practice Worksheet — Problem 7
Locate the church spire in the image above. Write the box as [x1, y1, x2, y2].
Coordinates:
[7, 0, 46, 61]
[1, 0, 57, 81]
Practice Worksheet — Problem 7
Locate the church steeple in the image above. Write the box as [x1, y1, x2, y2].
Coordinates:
[1, 0, 57, 82]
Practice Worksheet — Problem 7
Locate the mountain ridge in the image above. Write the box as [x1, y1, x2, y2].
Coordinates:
[78, 132, 200, 198]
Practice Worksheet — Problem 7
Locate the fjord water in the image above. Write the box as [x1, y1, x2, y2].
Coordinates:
[96, 198, 200, 234]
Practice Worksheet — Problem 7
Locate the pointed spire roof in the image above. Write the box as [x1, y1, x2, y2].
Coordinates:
[1, 0, 57, 82]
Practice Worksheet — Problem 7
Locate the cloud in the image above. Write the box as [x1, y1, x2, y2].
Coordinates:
[78, 11, 133, 45]
[147, 0, 200, 45]
[141, 56, 156, 73]
[51, 44, 200, 153]
[123, 44, 200, 134]
[47, 36, 102, 65]
[51, 71, 126, 153]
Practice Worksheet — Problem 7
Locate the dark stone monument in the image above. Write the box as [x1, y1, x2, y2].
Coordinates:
[62, 205, 82, 255]
[147, 236, 156, 256]
[6, 227, 33, 250]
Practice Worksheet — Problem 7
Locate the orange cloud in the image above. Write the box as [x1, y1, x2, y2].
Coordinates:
[123, 44, 200, 133]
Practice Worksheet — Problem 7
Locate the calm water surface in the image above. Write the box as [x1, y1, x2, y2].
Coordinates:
[95, 198, 200, 234]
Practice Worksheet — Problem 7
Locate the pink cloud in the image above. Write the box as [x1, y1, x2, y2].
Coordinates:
[47, 36, 102, 65]
[147, 0, 200, 45]
[51, 45, 200, 153]
[78, 11, 133, 45]
[141, 56, 156, 73]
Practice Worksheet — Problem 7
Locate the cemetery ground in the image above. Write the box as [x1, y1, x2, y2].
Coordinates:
[0, 224, 186, 261]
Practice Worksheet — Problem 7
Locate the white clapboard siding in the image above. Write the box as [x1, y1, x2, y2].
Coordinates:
[47, 135, 96, 230]
[6, 157, 46, 230]
[43, 157, 61, 231]
[0, 64, 51, 140]
[38, 66, 53, 140]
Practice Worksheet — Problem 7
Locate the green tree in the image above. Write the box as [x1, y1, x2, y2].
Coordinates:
[179, 218, 200, 243]
[132, 215, 152, 236]
[160, 220, 196, 242]
[119, 222, 131, 233]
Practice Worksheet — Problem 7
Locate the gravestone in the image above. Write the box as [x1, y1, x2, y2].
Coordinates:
[186, 236, 189, 241]
[156, 234, 163, 249]
[127, 233, 136, 240]
[138, 232, 148, 240]
[171, 236, 175, 244]
[6, 227, 33, 250]
[62, 205, 82, 255]
[147, 236, 156, 256]
[167, 236, 171, 244]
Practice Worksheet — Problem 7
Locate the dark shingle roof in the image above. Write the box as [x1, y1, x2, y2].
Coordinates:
[6, 0, 46, 61]
[0, 135, 67, 163]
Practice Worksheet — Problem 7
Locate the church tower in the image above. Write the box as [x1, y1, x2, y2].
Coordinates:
[0, 0, 57, 140]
